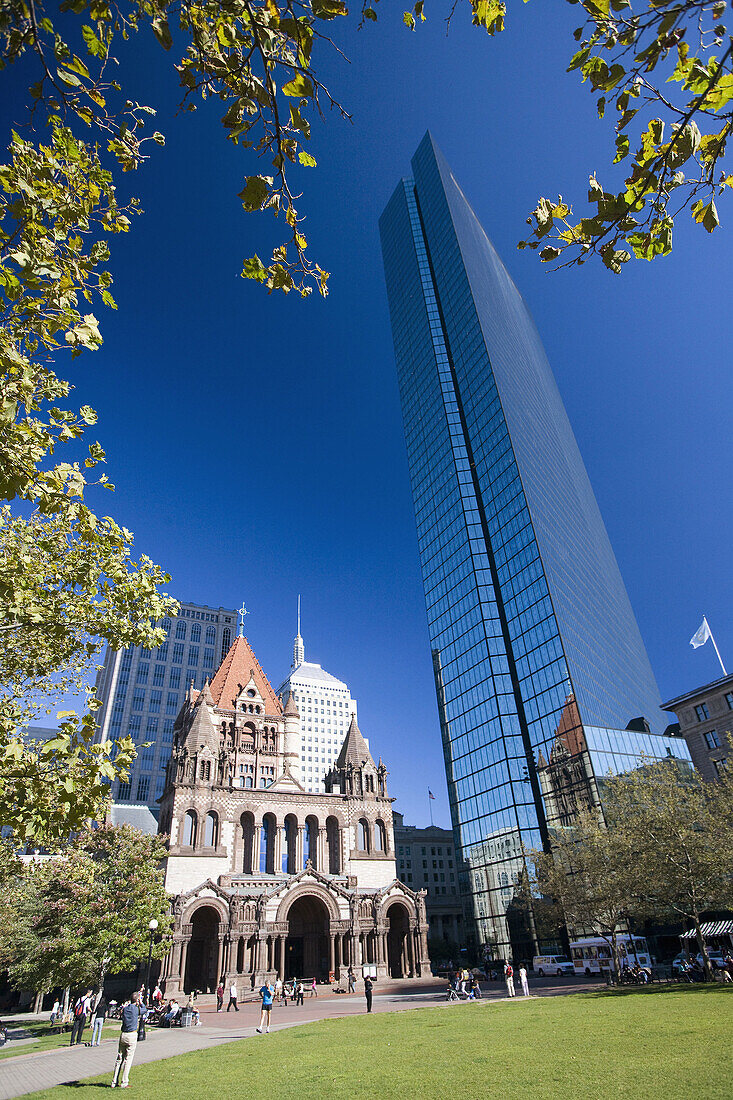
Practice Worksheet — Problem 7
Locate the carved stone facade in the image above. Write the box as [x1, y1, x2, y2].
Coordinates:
[158, 634, 429, 992]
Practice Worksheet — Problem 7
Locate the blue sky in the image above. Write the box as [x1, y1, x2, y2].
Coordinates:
[9, 7, 732, 829]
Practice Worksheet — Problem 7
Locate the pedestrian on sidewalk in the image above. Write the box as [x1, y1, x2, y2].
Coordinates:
[227, 981, 239, 1012]
[504, 962, 515, 998]
[519, 964, 530, 997]
[296, 981, 304, 1006]
[256, 981, 273, 1033]
[216, 981, 224, 1012]
[69, 990, 93, 1046]
[111, 991, 147, 1090]
[364, 974, 373, 1013]
[311, 976, 317, 997]
[347, 967, 356, 994]
[90, 995, 107, 1046]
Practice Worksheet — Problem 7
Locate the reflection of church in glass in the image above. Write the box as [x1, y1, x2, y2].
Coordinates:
[156, 633, 428, 994]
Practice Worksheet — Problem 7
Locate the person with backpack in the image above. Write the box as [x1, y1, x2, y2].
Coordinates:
[111, 992, 147, 1089]
[69, 990, 93, 1046]
[504, 962, 515, 998]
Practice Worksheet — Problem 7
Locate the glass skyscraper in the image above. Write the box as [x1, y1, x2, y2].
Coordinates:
[379, 134, 689, 957]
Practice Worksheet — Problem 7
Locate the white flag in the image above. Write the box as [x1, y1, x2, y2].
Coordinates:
[690, 617, 712, 649]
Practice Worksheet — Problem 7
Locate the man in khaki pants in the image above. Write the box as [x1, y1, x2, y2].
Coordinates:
[111, 991, 146, 1089]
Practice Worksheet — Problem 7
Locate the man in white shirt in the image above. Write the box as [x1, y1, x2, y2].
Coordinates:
[227, 981, 239, 1011]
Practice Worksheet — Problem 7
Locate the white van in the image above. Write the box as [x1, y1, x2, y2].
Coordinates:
[532, 954, 574, 977]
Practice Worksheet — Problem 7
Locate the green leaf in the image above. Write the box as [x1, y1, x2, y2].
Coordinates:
[238, 175, 272, 212]
[241, 255, 268, 282]
[151, 15, 172, 51]
[282, 73, 314, 98]
[298, 151, 317, 167]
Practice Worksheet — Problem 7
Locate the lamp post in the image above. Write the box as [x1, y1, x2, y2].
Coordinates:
[144, 918, 159, 1004]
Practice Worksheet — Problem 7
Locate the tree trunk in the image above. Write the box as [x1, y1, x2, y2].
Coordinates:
[610, 929, 621, 984]
[693, 914, 713, 981]
[62, 987, 70, 1014]
[33, 990, 44, 1014]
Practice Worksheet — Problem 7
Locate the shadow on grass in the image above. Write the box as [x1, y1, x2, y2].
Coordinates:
[56, 1083, 108, 1091]
[586, 981, 732, 999]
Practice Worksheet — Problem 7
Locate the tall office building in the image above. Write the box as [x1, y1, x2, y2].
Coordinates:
[95, 601, 238, 812]
[276, 608, 358, 792]
[379, 134, 689, 957]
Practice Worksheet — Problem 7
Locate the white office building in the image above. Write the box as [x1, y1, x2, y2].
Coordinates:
[276, 612, 358, 792]
[94, 601, 238, 811]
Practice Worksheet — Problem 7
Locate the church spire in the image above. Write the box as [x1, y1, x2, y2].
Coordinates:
[292, 594, 305, 670]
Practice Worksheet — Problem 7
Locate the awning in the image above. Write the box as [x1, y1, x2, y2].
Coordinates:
[681, 921, 733, 939]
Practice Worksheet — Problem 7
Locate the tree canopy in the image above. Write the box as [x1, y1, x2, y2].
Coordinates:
[531, 757, 733, 976]
[0, 825, 172, 994]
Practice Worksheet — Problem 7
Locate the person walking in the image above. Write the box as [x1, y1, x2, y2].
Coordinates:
[216, 981, 224, 1012]
[256, 981, 274, 1033]
[311, 976, 317, 997]
[69, 990, 93, 1046]
[364, 974, 373, 1013]
[347, 967, 356, 994]
[111, 992, 147, 1090]
[519, 965, 530, 997]
[296, 981, 304, 1006]
[227, 981, 239, 1012]
[90, 995, 107, 1046]
[504, 962, 515, 998]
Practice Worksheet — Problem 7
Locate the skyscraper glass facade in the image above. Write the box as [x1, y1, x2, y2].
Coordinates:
[379, 134, 689, 957]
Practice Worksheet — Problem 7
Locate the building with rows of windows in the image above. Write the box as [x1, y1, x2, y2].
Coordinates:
[156, 631, 428, 993]
[276, 619, 359, 792]
[392, 812, 464, 948]
[94, 601, 238, 813]
[662, 672, 733, 780]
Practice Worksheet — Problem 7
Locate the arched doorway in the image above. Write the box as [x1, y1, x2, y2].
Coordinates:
[285, 894, 330, 980]
[184, 906, 220, 993]
[386, 903, 410, 978]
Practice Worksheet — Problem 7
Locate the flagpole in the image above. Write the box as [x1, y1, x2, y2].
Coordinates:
[428, 789, 434, 827]
[709, 625, 728, 676]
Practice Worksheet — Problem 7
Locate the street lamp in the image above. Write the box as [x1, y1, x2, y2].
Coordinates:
[144, 918, 159, 1004]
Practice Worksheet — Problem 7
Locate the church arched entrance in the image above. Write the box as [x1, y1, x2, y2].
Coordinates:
[184, 906, 220, 993]
[285, 895, 330, 980]
[386, 903, 411, 978]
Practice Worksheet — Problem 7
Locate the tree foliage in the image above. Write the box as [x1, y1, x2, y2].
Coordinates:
[530, 807, 634, 974]
[0, 825, 172, 994]
[531, 758, 733, 977]
[602, 757, 733, 971]
[513, 1, 733, 271]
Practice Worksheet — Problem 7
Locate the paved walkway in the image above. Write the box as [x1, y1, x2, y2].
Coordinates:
[0, 977, 602, 1099]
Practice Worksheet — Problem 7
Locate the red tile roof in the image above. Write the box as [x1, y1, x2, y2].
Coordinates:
[209, 635, 282, 715]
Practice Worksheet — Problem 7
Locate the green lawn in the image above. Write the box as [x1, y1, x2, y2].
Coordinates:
[23, 987, 732, 1099]
[0, 1019, 121, 1061]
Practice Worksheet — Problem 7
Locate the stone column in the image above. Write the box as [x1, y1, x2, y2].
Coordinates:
[296, 826, 305, 870]
[179, 939, 189, 990]
[406, 928, 415, 977]
[317, 826, 326, 872]
[278, 935, 286, 979]
[273, 823, 283, 875]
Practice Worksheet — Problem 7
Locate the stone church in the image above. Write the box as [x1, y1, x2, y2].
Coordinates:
[156, 633, 429, 993]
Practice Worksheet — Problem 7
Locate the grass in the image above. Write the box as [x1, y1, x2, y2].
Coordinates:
[0, 1019, 121, 1061]
[22, 986, 733, 1099]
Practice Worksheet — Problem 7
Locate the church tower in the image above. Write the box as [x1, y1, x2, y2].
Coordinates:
[157, 631, 429, 995]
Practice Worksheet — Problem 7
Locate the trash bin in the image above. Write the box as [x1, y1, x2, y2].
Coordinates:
[181, 1008, 195, 1028]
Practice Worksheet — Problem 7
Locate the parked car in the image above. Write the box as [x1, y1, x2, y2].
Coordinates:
[696, 951, 727, 970]
[532, 954, 575, 977]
